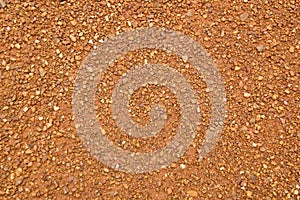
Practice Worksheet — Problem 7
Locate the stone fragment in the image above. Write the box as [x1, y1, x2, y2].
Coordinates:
[75, 55, 81, 61]
[39, 68, 46, 77]
[70, 34, 76, 42]
[256, 45, 264, 52]
[182, 55, 188, 62]
[244, 92, 251, 98]
[187, 190, 198, 197]
[240, 12, 248, 21]
[15, 43, 21, 49]
[70, 20, 77, 26]
[289, 46, 295, 53]
[53, 106, 59, 111]
[15, 176, 24, 186]
[0, 0, 6, 8]
[23, 107, 29, 112]
[246, 191, 253, 197]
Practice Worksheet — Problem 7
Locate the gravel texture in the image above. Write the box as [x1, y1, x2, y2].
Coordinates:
[0, 0, 299, 199]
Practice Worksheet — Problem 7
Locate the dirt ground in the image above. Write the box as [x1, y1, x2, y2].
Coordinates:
[0, 0, 299, 199]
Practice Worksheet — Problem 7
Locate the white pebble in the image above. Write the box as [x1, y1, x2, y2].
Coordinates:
[23, 107, 29, 112]
[244, 92, 251, 98]
[53, 106, 59, 111]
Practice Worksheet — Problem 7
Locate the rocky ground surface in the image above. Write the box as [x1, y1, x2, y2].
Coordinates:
[0, 0, 299, 199]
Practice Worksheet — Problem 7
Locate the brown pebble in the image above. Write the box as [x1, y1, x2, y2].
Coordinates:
[289, 46, 294, 53]
[0, 0, 6, 8]
[15, 176, 24, 186]
[39, 68, 46, 77]
[240, 12, 248, 21]
[70, 34, 76, 42]
[187, 190, 198, 197]
[75, 55, 82, 61]
[70, 20, 77, 26]
[256, 45, 264, 52]
[246, 191, 253, 197]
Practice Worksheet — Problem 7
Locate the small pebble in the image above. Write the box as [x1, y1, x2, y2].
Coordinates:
[256, 45, 264, 52]
[240, 12, 248, 21]
[15, 43, 21, 49]
[39, 68, 46, 77]
[53, 106, 59, 111]
[70, 34, 76, 42]
[23, 107, 29, 112]
[244, 92, 251, 98]
[70, 20, 77, 26]
[246, 191, 253, 197]
[15, 176, 24, 186]
[187, 190, 198, 197]
[75, 55, 82, 61]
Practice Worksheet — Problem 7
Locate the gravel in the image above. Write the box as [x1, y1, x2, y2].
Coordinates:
[0, 0, 299, 199]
